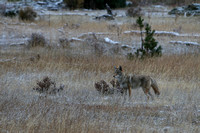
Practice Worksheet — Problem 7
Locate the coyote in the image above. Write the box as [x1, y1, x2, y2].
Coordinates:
[113, 66, 160, 99]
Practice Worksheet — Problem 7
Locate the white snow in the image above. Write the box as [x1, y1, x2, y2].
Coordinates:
[104, 37, 119, 45]
[121, 44, 134, 49]
[124, 30, 180, 36]
[78, 32, 115, 39]
[170, 41, 200, 46]
[0, 38, 29, 46]
[0, 57, 16, 63]
[124, 30, 200, 37]
[155, 31, 180, 36]
[69, 37, 83, 42]
[153, 5, 166, 9]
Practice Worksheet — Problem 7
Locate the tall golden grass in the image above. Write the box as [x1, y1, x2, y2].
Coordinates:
[1, 48, 200, 80]
[0, 48, 200, 132]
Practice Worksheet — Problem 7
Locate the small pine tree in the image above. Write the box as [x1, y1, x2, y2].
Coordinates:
[136, 16, 144, 50]
[136, 17, 162, 58]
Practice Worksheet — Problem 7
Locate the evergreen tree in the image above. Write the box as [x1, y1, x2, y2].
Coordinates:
[136, 17, 162, 58]
[136, 16, 144, 50]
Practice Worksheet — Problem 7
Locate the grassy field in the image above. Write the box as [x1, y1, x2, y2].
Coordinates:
[0, 8, 200, 133]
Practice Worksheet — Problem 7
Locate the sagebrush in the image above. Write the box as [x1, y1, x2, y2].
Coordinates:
[19, 7, 37, 21]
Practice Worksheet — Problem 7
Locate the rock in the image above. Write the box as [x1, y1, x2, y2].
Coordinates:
[187, 3, 200, 10]
[121, 45, 134, 50]
[169, 41, 200, 46]
[4, 9, 18, 17]
[47, 6, 59, 11]
[168, 3, 200, 16]
[0, 3, 19, 17]
[95, 14, 115, 20]
[126, 1, 133, 7]
[94, 3, 115, 21]
[0, 4, 6, 15]
[37, 1, 48, 6]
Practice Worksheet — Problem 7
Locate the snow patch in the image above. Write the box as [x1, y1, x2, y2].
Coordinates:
[69, 37, 83, 42]
[104, 37, 119, 45]
[124, 30, 200, 37]
[124, 30, 180, 36]
[155, 31, 180, 36]
[78, 32, 114, 39]
[121, 44, 134, 49]
[0, 38, 29, 46]
[170, 41, 200, 46]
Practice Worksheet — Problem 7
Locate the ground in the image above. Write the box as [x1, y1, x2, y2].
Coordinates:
[0, 6, 200, 133]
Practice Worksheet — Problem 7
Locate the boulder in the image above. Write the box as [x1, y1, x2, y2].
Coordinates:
[168, 3, 200, 16]
[4, 9, 18, 17]
[37, 1, 48, 6]
[94, 14, 115, 20]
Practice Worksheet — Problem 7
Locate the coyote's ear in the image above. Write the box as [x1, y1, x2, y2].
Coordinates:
[119, 66, 122, 71]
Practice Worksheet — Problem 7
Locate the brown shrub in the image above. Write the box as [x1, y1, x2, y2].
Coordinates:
[33, 77, 64, 94]
[126, 7, 143, 17]
[19, 7, 37, 21]
[28, 33, 46, 47]
[59, 38, 70, 48]
[95, 80, 124, 95]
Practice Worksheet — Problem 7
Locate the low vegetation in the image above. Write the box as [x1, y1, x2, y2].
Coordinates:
[126, 7, 142, 17]
[27, 33, 46, 47]
[19, 7, 37, 21]
[95, 80, 123, 95]
[33, 76, 64, 94]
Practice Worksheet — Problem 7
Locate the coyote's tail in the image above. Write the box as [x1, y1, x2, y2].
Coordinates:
[151, 78, 160, 96]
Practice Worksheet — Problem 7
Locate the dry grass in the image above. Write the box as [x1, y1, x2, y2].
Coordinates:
[0, 47, 200, 132]
[0, 7, 200, 133]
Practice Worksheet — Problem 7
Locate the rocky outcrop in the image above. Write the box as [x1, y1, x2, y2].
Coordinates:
[0, 0, 64, 14]
[168, 3, 200, 16]
[94, 3, 116, 20]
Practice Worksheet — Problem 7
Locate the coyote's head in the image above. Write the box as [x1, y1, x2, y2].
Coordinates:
[113, 66, 123, 80]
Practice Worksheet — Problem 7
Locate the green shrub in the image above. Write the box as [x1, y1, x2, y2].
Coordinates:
[19, 7, 37, 21]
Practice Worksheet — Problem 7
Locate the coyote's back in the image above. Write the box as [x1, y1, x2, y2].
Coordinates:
[113, 66, 160, 99]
